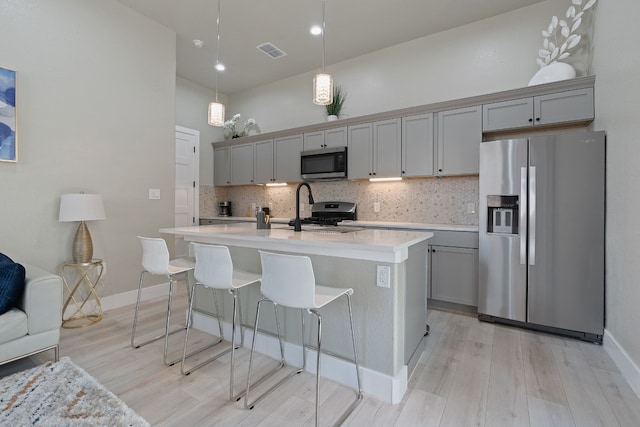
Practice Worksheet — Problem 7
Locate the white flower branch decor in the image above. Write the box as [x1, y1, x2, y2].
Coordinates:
[224, 114, 258, 139]
[536, 0, 597, 68]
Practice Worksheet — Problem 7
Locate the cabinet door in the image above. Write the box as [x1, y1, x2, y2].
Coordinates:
[402, 113, 434, 177]
[431, 246, 478, 306]
[436, 105, 482, 176]
[254, 139, 274, 184]
[535, 88, 594, 126]
[347, 123, 373, 179]
[374, 118, 401, 178]
[230, 143, 254, 185]
[214, 146, 230, 186]
[303, 131, 324, 151]
[482, 97, 534, 132]
[324, 126, 347, 148]
[274, 134, 303, 183]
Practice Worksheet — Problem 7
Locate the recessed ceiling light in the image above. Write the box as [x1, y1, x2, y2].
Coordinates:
[215, 63, 225, 71]
[192, 39, 204, 48]
[309, 25, 322, 36]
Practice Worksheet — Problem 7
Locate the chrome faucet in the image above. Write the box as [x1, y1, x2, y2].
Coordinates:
[294, 182, 315, 232]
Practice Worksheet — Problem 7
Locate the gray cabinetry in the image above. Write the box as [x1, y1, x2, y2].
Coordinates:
[430, 245, 478, 306]
[274, 134, 303, 183]
[303, 127, 347, 151]
[482, 87, 594, 132]
[347, 123, 373, 179]
[254, 139, 275, 184]
[214, 146, 231, 186]
[436, 105, 482, 176]
[347, 119, 401, 179]
[402, 113, 434, 177]
[230, 142, 254, 185]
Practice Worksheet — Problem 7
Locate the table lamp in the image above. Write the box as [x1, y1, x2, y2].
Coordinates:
[59, 193, 106, 263]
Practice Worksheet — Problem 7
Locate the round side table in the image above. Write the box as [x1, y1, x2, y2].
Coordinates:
[61, 259, 104, 328]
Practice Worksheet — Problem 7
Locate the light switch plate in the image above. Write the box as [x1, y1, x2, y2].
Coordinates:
[149, 188, 161, 200]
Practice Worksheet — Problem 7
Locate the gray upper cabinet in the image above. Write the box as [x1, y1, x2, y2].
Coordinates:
[402, 113, 434, 177]
[274, 134, 303, 183]
[483, 87, 594, 132]
[214, 146, 231, 186]
[254, 139, 275, 184]
[347, 123, 374, 179]
[230, 142, 254, 185]
[348, 119, 401, 179]
[303, 127, 347, 151]
[436, 105, 482, 176]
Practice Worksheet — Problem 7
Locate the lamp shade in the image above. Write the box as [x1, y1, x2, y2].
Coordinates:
[208, 101, 225, 127]
[59, 194, 106, 222]
[313, 73, 333, 105]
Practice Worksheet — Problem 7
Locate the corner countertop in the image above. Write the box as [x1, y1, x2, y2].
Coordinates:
[200, 216, 478, 233]
[161, 222, 433, 263]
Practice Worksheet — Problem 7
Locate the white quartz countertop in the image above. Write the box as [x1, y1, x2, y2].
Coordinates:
[161, 222, 433, 263]
[201, 216, 478, 232]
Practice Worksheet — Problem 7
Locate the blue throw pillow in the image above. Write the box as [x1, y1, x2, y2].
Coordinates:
[0, 254, 26, 315]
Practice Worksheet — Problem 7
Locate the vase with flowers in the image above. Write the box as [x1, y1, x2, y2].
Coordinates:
[529, 0, 597, 86]
[224, 114, 258, 139]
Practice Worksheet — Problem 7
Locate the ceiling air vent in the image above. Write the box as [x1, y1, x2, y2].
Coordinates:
[257, 42, 287, 59]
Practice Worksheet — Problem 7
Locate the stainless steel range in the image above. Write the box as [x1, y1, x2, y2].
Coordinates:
[288, 201, 357, 227]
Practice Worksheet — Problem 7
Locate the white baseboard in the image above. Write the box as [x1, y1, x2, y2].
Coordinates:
[603, 328, 640, 399]
[193, 312, 407, 404]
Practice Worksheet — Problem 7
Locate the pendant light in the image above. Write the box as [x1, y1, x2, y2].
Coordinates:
[208, 0, 225, 126]
[313, 0, 333, 105]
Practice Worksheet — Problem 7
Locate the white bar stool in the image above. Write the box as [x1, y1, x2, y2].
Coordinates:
[245, 250, 362, 426]
[131, 236, 195, 366]
[181, 243, 261, 401]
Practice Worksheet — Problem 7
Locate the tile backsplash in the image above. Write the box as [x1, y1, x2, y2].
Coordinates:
[201, 177, 479, 225]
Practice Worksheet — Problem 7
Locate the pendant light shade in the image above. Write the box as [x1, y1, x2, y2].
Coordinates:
[208, 101, 225, 126]
[313, 73, 333, 105]
[313, 0, 333, 105]
[209, 0, 225, 127]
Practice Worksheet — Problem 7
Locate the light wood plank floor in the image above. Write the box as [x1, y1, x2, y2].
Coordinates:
[5, 285, 640, 427]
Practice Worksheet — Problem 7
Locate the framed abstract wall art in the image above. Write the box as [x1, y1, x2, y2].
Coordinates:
[0, 66, 17, 162]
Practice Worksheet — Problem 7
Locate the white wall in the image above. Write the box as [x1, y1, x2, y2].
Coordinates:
[591, 0, 640, 389]
[175, 76, 226, 185]
[0, 0, 177, 296]
[227, 1, 567, 133]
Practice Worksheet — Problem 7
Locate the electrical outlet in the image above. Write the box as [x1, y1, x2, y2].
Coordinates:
[377, 265, 390, 288]
[466, 202, 476, 214]
[374, 202, 381, 213]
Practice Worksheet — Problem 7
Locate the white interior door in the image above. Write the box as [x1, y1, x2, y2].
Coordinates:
[175, 126, 199, 257]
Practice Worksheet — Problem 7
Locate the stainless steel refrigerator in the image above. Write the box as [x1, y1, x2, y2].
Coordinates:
[478, 131, 605, 343]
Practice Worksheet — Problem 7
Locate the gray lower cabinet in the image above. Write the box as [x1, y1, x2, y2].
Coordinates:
[430, 245, 478, 307]
[482, 87, 594, 132]
[436, 105, 482, 176]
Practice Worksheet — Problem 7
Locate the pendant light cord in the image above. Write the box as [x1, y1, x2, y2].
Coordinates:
[215, 0, 221, 102]
[321, 0, 326, 72]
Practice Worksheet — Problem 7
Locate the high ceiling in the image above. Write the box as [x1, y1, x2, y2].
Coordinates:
[117, 0, 543, 95]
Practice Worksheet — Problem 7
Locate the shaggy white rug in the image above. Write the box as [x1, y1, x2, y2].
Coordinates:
[0, 357, 149, 426]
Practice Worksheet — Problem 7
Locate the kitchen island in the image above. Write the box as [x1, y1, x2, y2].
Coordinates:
[161, 223, 432, 403]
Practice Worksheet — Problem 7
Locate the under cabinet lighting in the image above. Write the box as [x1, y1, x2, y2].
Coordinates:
[265, 182, 287, 187]
[369, 177, 402, 183]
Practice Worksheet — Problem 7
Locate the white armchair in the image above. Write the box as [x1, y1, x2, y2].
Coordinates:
[0, 264, 63, 365]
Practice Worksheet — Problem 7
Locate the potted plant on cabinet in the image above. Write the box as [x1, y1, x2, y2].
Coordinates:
[326, 85, 346, 121]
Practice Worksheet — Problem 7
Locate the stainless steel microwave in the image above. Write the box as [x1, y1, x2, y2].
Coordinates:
[300, 147, 347, 180]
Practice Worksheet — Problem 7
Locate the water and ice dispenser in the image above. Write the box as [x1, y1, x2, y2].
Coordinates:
[486, 195, 519, 234]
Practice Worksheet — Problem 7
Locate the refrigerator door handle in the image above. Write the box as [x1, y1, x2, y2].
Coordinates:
[529, 166, 536, 265]
[520, 167, 527, 265]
